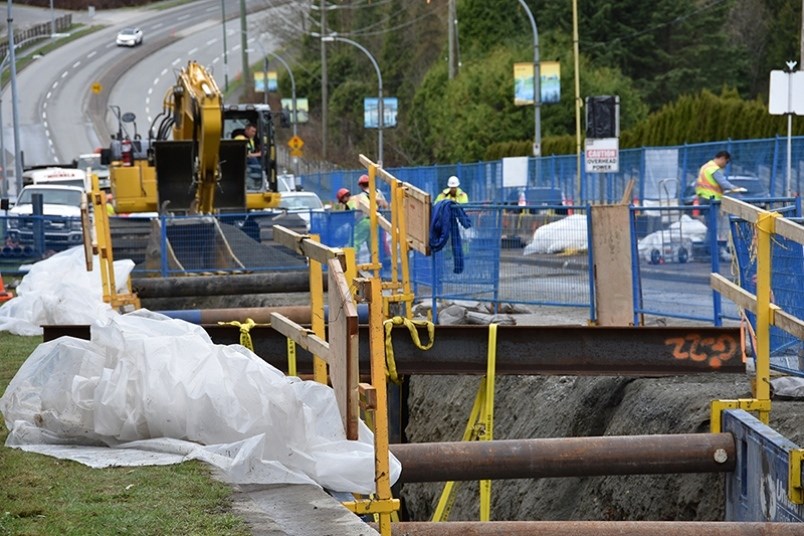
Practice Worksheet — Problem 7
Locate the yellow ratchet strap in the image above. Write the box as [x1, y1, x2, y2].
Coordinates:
[217, 318, 268, 352]
[383, 316, 435, 384]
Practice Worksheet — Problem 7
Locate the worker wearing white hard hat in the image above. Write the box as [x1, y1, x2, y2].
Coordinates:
[435, 175, 469, 203]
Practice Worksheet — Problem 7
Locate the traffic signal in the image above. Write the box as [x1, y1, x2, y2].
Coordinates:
[585, 96, 619, 138]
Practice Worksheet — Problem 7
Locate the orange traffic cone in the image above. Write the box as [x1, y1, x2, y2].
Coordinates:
[0, 273, 13, 303]
[692, 197, 700, 218]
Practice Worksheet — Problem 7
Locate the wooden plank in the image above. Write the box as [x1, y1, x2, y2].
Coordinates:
[775, 217, 804, 245]
[405, 192, 431, 255]
[591, 205, 633, 326]
[775, 309, 804, 340]
[720, 196, 761, 223]
[327, 258, 360, 440]
[272, 225, 341, 265]
[710, 274, 756, 312]
[269, 312, 331, 362]
[711, 274, 804, 339]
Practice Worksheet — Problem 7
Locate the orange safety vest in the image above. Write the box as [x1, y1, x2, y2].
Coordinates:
[695, 160, 723, 200]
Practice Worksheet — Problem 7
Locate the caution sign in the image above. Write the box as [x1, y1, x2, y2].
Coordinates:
[91, 82, 103, 94]
[584, 137, 619, 173]
[290, 148, 303, 158]
[288, 135, 304, 151]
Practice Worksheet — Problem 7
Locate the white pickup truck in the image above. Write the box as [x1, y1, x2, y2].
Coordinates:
[6, 184, 85, 250]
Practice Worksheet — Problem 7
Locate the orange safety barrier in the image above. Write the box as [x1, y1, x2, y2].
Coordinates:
[0, 272, 14, 303]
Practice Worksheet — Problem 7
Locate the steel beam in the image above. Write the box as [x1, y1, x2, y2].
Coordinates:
[40, 324, 744, 376]
[390, 433, 735, 483]
[378, 522, 804, 535]
[202, 324, 744, 376]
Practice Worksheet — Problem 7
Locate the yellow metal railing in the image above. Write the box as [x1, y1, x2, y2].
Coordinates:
[709, 196, 804, 503]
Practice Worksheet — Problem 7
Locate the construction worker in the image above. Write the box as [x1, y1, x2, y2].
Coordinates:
[244, 123, 262, 188]
[695, 151, 746, 203]
[435, 175, 469, 204]
[336, 188, 354, 210]
[354, 174, 389, 209]
[105, 192, 116, 216]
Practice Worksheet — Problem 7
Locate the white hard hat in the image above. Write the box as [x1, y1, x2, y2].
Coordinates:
[447, 176, 460, 188]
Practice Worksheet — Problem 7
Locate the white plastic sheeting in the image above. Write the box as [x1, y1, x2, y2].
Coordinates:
[636, 215, 707, 263]
[523, 214, 589, 255]
[0, 247, 132, 336]
[0, 247, 401, 494]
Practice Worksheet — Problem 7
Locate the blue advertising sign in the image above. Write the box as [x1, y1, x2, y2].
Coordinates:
[363, 97, 398, 128]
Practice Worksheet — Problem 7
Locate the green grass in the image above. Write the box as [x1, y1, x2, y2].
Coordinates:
[0, 332, 251, 536]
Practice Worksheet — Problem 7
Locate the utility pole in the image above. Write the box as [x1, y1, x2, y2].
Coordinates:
[221, 0, 229, 92]
[447, 0, 455, 79]
[49, 0, 54, 35]
[239, 0, 249, 93]
[320, 0, 328, 160]
[572, 0, 582, 203]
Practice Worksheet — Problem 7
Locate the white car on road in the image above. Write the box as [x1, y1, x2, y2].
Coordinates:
[116, 27, 143, 47]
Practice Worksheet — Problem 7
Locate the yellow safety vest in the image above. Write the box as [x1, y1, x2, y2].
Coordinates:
[435, 188, 469, 204]
[695, 160, 723, 200]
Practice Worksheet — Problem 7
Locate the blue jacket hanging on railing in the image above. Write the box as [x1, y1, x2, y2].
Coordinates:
[429, 200, 472, 274]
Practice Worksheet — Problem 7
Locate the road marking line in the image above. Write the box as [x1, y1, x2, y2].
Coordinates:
[212, 57, 219, 64]
[153, 23, 163, 29]
[205, 6, 216, 11]
[148, 87, 153, 95]
[188, 47, 198, 55]
[52, 81, 58, 89]
[172, 58, 181, 66]
[46, 91, 52, 99]
[154, 77, 160, 85]
[207, 38, 217, 46]
[87, 51, 97, 58]
[61, 71, 68, 78]
[72, 61, 80, 68]
[177, 14, 190, 21]
[145, 97, 150, 106]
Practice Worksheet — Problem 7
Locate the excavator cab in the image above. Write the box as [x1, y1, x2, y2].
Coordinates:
[222, 104, 279, 195]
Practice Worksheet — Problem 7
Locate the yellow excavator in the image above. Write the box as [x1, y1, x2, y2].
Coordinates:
[101, 61, 287, 272]
[103, 60, 281, 214]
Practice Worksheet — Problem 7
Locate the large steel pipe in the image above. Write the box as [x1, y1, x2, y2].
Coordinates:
[378, 522, 804, 535]
[390, 434, 735, 483]
[131, 271, 310, 298]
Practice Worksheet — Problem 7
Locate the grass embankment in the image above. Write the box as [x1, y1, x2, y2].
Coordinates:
[0, 332, 250, 536]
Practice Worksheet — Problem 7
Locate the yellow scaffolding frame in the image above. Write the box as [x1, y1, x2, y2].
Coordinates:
[82, 173, 140, 311]
[709, 196, 804, 503]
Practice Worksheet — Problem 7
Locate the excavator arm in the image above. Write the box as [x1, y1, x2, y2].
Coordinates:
[165, 61, 224, 214]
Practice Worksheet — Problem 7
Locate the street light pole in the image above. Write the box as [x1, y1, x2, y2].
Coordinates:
[321, 35, 383, 165]
[7, 0, 23, 195]
[517, 0, 540, 158]
[0, 34, 49, 197]
[221, 0, 229, 92]
[49, 0, 54, 36]
[265, 50, 298, 176]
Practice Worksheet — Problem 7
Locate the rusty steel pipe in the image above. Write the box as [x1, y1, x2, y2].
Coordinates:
[390, 434, 735, 483]
[378, 522, 804, 535]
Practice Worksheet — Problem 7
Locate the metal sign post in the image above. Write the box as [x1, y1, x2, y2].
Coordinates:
[768, 61, 804, 197]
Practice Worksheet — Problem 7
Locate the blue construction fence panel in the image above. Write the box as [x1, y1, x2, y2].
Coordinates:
[729, 204, 804, 376]
[300, 136, 804, 210]
[723, 409, 804, 522]
[630, 204, 733, 324]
